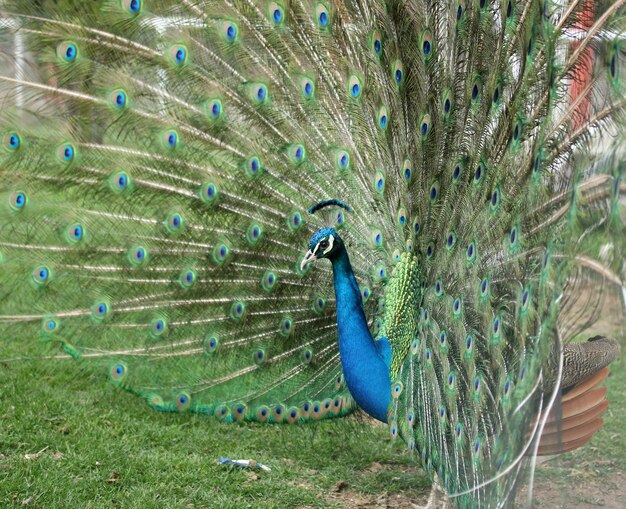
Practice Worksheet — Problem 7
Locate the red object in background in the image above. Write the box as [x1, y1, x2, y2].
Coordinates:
[569, 0, 594, 130]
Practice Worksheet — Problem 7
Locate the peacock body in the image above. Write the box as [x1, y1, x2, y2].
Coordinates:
[0, 0, 624, 506]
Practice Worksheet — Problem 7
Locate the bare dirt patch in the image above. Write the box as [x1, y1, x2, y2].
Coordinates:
[328, 485, 431, 509]
[326, 470, 626, 509]
[529, 470, 626, 508]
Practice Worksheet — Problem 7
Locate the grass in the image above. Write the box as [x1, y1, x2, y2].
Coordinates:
[1, 338, 624, 508]
[0, 359, 428, 509]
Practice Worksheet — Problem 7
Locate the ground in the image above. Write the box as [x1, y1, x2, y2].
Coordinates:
[0, 360, 426, 509]
[1, 344, 624, 508]
[1, 292, 625, 508]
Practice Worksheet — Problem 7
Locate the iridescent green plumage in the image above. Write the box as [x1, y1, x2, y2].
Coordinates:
[0, 0, 624, 507]
[382, 252, 421, 376]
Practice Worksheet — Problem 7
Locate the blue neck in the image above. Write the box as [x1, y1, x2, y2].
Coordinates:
[330, 248, 391, 422]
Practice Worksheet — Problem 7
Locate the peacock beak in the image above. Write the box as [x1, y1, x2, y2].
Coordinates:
[301, 249, 317, 271]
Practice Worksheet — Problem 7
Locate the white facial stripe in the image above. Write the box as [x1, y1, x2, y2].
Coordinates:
[312, 243, 320, 255]
[322, 234, 334, 255]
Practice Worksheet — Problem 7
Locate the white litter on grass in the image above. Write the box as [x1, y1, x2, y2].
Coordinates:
[218, 457, 271, 472]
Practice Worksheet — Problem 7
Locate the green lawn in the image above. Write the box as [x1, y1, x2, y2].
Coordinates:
[0, 359, 428, 509]
[1, 341, 623, 508]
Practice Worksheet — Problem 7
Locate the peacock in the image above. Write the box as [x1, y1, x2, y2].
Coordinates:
[0, 0, 625, 506]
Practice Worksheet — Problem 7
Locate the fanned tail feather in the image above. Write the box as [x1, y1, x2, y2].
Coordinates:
[0, 1, 624, 507]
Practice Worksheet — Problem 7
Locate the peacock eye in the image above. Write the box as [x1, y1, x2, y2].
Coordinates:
[320, 240, 329, 249]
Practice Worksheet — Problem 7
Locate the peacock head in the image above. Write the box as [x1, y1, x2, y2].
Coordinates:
[301, 227, 343, 270]
[301, 199, 352, 270]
